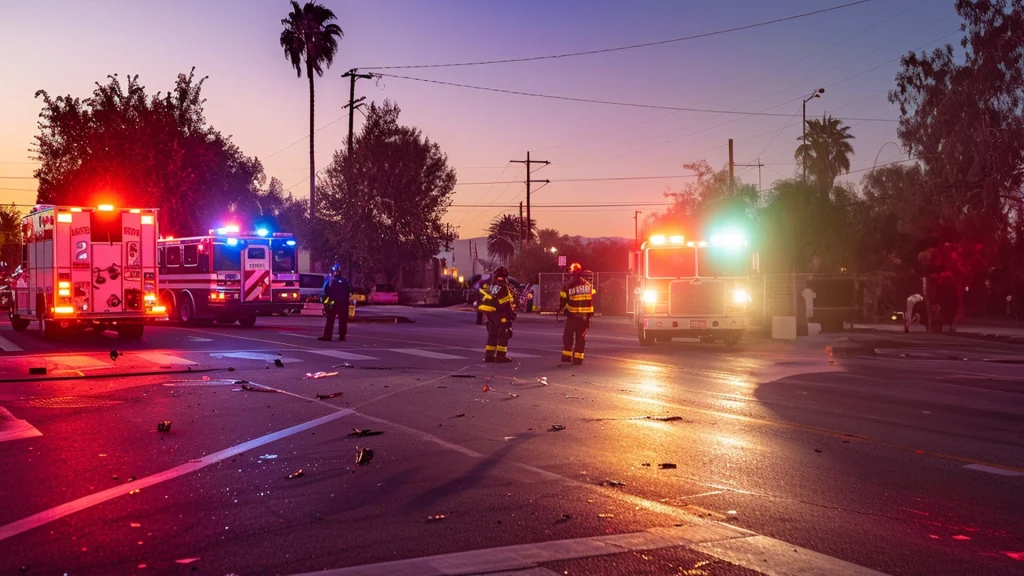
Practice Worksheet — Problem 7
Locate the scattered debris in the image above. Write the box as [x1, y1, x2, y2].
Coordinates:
[233, 379, 249, 384]
[549, 424, 566, 432]
[451, 374, 476, 379]
[481, 385, 491, 392]
[175, 558, 200, 565]
[110, 350, 120, 361]
[556, 514, 571, 523]
[128, 489, 140, 495]
[274, 359, 284, 368]
[565, 395, 584, 400]
[332, 363, 356, 369]
[641, 463, 651, 467]
[538, 377, 549, 385]
[814, 449, 823, 453]
[727, 510, 738, 515]
[455, 412, 466, 418]
[425, 514, 447, 523]
[647, 415, 684, 422]
[156, 421, 172, 433]
[287, 469, 305, 479]
[306, 371, 340, 379]
[658, 463, 677, 469]
[842, 440, 850, 444]
[315, 392, 343, 400]
[503, 436, 517, 441]
[437, 385, 448, 389]
[28, 367, 46, 375]
[127, 476, 137, 482]
[258, 454, 277, 460]
[241, 383, 276, 393]
[598, 513, 614, 519]
[227, 367, 235, 372]
[601, 480, 626, 487]
[507, 392, 519, 398]
[355, 448, 374, 465]
[202, 375, 210, 381]
[348, 428, 383, 438]
[130, 522, 142, 528]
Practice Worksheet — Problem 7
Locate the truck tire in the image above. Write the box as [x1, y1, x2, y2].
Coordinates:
[178, 298, 197, 326]
[237, 316, 257, 328]
[637, 323, 655, 346]
[724, 330, 742, 347]
[38, 311, 60, 341]
[116, 324, 145, 340]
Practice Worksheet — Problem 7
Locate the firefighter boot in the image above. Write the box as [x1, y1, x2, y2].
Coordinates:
[571, 352, 584, 366]
[495, 346, 512, 363]
[484, 346, 496, 362]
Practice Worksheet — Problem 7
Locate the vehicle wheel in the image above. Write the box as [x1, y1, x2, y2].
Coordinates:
[637, 323, 655, 346]
[724, 331, 741, 347]
[116, 324, 144, 340]
[178, 298, 197, 326]
[237, 316, 257, 328]
[10, 314, 30, 332]
[38, 311, 60, 341]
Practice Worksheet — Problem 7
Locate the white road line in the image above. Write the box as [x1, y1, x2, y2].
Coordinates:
[388, 349, 467, 360]
[452, 348, 543, 359]
[964, 463, 1024, 477]
[278, 331, 317, 339]
[0, 334, 24, 352]
[307, 349, 379, 361]
[209, 351, 302, 363]
[0, 409, 352, 542]
[186, 336, 213, 342]
[55, 355, 110, 369]
[0, 407, 42, 443]
[694, 534, 886, 576]
[135, 352, 197, 366]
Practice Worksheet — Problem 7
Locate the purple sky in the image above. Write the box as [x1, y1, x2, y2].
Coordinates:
[0, 0, 958, 239]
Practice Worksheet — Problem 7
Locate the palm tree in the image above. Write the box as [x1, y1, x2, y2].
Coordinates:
[536, 227, 561, 249]
[487, 214, 536, 265]
[795, 114, 855, 197]
[280, 1, 344, 220]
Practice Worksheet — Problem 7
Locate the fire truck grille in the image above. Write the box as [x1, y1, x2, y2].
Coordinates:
[669, 281, 725, 316]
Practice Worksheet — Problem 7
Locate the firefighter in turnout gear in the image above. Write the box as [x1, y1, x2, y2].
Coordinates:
[319, 263, 352, 341]
[560, 262, 595, 365]
[477, 266, 516, 362]
[475, 278, 490, 325]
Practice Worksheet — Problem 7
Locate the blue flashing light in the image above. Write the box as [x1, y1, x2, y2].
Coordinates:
[226, 238, 238, 247]
[256, 228, 269, 237]
[286, 240, 296, 246]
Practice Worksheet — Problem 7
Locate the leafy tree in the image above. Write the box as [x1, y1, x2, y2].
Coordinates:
[280, 0, 344, 219]
[487, 213, 535, 265]
[0, 203, 22, 268]
[318, 100, 456, 286]
[536, 227, 561, 250]
[32, 70, 285, 238]
[795, 115, 856, 197]
[510, 243, 560, 282]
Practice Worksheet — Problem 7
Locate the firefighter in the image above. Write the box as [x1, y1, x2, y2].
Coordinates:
[477, 266, 515, 363]
[560, 262, 595, 365]
[318, 263, 352, 342]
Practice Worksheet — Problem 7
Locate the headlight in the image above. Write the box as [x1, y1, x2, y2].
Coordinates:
[643, 289, 658, 304]
[732, 289, 752, 304]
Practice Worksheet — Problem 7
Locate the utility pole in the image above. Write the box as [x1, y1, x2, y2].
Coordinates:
[633, 211, 642, 250]
[511, 151, 550, 250]
[342, 69, 375, 153]
[728, 139, 735, 194]
[519, 201, 525, 249]
[735, 158, 766, 192]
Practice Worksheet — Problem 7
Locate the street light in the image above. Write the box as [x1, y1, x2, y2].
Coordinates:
[549, 247, 558, 253]
[802, 88, 825, 181]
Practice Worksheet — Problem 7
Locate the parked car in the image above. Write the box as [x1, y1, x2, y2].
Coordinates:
[298, 273, 328, 303]
[351, 287, 368, 306]
[368, 284, 400, 305]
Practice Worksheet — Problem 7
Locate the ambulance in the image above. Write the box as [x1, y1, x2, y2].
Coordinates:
[8, 204, 167, 340]
[157, 225, 302, 326]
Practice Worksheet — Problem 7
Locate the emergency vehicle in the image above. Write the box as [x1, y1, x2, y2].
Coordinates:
[157, 226, 302, 326]
[630, 230, 756, 346]
[8, 204, 167, 340]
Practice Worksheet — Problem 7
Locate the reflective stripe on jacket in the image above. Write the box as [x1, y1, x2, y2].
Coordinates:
[560, 277, 596, 315]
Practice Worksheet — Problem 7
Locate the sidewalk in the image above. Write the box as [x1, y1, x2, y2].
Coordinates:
[853, 322, 1024, 343]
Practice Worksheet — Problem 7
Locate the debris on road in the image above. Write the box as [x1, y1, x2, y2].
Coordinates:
[175, 558, 200, 565]
[598, 513, 614, 519]
[355, 448, 374, 465]
[538, 377, 549, 385]
[332, 363, 356, 369]
[455, 412, 466, 418]
[647, 415, 684, 422]
[315, 392, 343, 400]
[451, 374, 476, 379]
[110, 350, 119, 361]
[258, 454, 277, 460]
[504, 436, 516, 441]
[549, 424, 566, 432]
[156, 421, 172, 432]
[482, 385, 491, 392]
[348, 428, 383, 437]
[565, 395, 584, 400]
[425, 514, 447, 523]
[658, 463, 677, 469]
[815, 449, 823, 453]
[287, 469, 305, 479]
[274, 359, 284, 368]
[601, 480, 626, 487]
[556, 514, 571, 523]
[128, 489, 140, 495]
[28, 367, 46, 375]
[306, 371, 339, 379]
[507, 392, 519, 398]
[641, 462, 651, 467]
[241, 383, 276, 393]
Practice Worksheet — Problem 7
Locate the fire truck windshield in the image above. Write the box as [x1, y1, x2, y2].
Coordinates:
[213, 243, 241, 271]
[272, 246, 296, 273]
[697, 247, 748, 277]
[646, 247, 696, 278]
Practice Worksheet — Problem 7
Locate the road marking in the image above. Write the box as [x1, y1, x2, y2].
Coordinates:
[135, 352, 197, 366]
[186, 336, 213, 342]
[388, 349, 467, 360]
[964, 463, 1024, 477]
[452, 347, 542, 358]
[55, 355, 110, 369]
[0, 407, 42, 443]
[693, 534, 886, 576]
[278, 331, 317, 339]
[209, 351, 302, 363]
[0, 408, 352, 542]
[0, 334, 24, 352]
[308, 349, 379, 361]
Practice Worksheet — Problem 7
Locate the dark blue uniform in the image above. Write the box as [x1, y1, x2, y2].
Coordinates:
[320, 275, 352, 341]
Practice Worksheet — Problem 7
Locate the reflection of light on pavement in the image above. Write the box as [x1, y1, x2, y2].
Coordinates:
[633, 363, 662, 374]
[637, 378, 662, 395]
[717, 398, 747, 411]
[724, 374, 753, 388]
[714, 435, 747, 450]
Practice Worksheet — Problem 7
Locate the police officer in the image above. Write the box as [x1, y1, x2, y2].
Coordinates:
[560, 262, 595, 365]
[319, 263, 352, 341]
[477, 266, 515, 363]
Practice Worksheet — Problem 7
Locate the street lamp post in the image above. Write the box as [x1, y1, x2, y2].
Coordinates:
[802, 88, 825, 182]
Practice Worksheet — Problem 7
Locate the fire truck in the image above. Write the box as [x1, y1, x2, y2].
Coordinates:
[8, 204, 167, 340]
[157, 225, 302, 326]
[631, 230, 756, 346]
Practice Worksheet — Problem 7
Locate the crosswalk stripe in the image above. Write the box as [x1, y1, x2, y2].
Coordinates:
[388, 349, 467, 360]
[56, 355, 110, 369]
[0, 334, 24, 352]
[308, 350, 379, 361]
[455, 347, 542, 358]
[0, 408, 42, 443]
[278, 331, 317, 339]
[135, 353, 197, 366]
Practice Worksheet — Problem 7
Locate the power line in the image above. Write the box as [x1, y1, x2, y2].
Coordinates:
[362, 0, 876, 70]
[451, 202, 674, 208]
[375, 73, 899, 123]
[0, 176, 35, 180]
[454, 174, 701, 186]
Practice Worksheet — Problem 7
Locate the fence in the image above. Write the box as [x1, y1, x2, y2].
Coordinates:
[537, 272, 631, 316]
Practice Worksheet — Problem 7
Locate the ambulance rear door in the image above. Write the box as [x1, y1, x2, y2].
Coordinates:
[241, 241, 272, 302]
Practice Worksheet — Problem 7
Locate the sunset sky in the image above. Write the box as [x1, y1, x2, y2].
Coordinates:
[0, 0, 958, 240]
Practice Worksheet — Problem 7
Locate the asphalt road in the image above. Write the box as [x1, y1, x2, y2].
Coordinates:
[0, 307, 1022, 576]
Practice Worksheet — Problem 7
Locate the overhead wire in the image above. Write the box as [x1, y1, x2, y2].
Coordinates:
[361, 1, 876, 70]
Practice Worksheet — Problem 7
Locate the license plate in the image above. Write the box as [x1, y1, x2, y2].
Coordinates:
[689, 320, 707, 329]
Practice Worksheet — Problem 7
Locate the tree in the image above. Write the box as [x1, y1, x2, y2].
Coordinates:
[318, 100, 456, 286]
[32, 70, 285, 237]
[536, 227, 561, 250]
[0, 204, 22, 268]
[795, 115, 856, 197]
[280, 1, 344, 220]
[487, 214, 536, 265]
